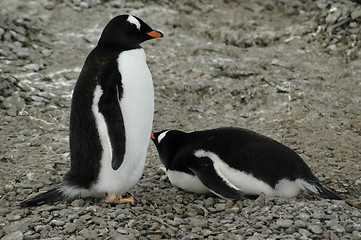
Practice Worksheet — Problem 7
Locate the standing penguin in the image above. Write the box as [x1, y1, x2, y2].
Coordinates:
[20, 15, 163, 206]
[151, 127, 342, 201]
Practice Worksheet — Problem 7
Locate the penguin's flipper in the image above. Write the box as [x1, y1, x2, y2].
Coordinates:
[189, 157, 244, 200]
[19, 187, 66, 207]
[98, 62, 126, 170]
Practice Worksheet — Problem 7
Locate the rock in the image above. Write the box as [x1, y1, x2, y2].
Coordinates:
[63, 223, 77, 234]
[298, 228, 311, 237]
[352, 230, 361, 240]
[15, 48, 30, 59]
[351, 8, 361, 20]
[328, 221, 345, 233]
[298, 213, 310, 221]
[50, 219, 65, 227]
[189, 217, 208, 228]
[41, 49, 52, 57]
[275, 219, 293, 229]
[295, 220, 307, 228]
[312, 211, 331, 220]
[309, 225, 323, 234]
[44, 2, 56, 10]
[5, 213, 21, 221]
[326, 7, 342, 24]
[353, 201, 361, 209]
[330, 231, 339, 240]
[2, 92, 26, 110]
[0, 28, 5, 38]
[1, 231, 23, 240]
[23, 64, 40, 72]
[3, 218, 31, 234]
[6, 108, 17, 116]
[79, 229, 97, 239]
[204, 197, 214, 208]
[4, 184, 14, 192]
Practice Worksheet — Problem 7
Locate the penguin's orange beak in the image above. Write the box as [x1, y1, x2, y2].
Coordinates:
[150, 133, 155, 140]
[147, 30, 163, 38]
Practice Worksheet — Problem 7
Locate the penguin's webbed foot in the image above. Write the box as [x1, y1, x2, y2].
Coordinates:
[105, 193, 135, 205]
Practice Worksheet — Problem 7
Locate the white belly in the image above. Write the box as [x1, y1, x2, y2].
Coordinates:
[92, 48, 154, 195]
[167, 170, 210, 194]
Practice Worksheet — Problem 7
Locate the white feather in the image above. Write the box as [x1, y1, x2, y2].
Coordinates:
[127, 15, 141, 30]
[167, 170, 210, 194]
[157, 130, 170, 143]
[91, 48, 153, 195]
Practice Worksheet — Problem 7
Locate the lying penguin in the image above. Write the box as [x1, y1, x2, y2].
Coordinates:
[151, 127, 342, 201]
[20, 15, 163, 206]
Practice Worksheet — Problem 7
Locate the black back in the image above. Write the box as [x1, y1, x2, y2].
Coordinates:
[152, 127, 315, 188]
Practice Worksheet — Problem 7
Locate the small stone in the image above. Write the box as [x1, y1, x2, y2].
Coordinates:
[3, 93, 26, 110]
[299, 228, 311, 237]
[1, 231, 23, 240]
[5, 213, 21, 221]
[44, 2, 56, 10]
[4, 184, 14, 192]
[204, 197, 214, 208]
[63, 223, 77, 234]
[353, 201, 361, 209]
[351, 8, 361, 20]
[44, 164, 55, 171]
[330, 231, 339, 240]
[326, 9, 341, 24]
[352, 230, 361, 240]
[41, 49, 52, 57]
[164, 205, 173, 213]
[298, 212, 310, 221]
[224, 103, 233, 110]
[215, 203, 225, 212]
[295, 220, 307, 228]
[276, 219, 293, 229]
[254, 193, 267, 207]
[312, 211, 331, 220]
[80, 2, 89, 8]
[355, 179, 361, 186]
[309, 225, 323, 234]
[50, 219, 65, 227]
[79, 229, 97, 239]
[0, 28, 5, 38]
[24, 63, 40, 72]
[189, 217, 208, 228]
[15, 48, 30, 59]
[6, 108, 17, 116]
[330, 224, 345, 233]
[327, 44, 337, 51]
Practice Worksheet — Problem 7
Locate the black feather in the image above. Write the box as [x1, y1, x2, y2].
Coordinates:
[19, 187, 66, 207]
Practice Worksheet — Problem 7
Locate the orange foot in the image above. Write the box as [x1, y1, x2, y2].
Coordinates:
[105, 193, 135, 205]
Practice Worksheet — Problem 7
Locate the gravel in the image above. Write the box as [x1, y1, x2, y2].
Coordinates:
[1, 0, 361, 239]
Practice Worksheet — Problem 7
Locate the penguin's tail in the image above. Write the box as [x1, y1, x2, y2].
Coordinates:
[20, 187, 67, 207]
[302, 177, 342, 200]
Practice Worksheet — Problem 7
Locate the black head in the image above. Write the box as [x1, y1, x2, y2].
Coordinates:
[151, 129, 186, 169]
[98, 14, 163, 48]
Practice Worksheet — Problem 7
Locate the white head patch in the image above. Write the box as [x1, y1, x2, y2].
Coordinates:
[158, 130, 170, 143]
[127, 15, 141, 30]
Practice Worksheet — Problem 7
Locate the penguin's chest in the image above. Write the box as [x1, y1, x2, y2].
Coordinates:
[93, 48, 154, 194]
